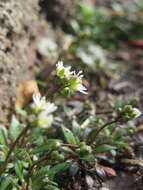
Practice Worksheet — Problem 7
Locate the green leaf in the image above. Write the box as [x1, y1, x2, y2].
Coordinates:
[0, 127, 6, 145]
[45, 184, 60, 190]
[33, 166, 49, 180]
[94, 144, 116, 154]
[86, 128, 97, 142]
[113, 129, 127, 139]
[0, 176, 12, 190]
[47, 181, 58, 186]
[15, 149, 32, 166]
[59, 146, 74, 154]
[16, 109, 27, 117]
[72, 120, 81, 138]
[32, 166, 49, 190]
[81, 155, 97, 162]
[32, 139, 61, 154]
[115, 141, 126, 149]
[61, 126, 77, 145]
[48, 162, 71, 180]
[14, 161, 24, 184]
[37, 80, 48, 88]
[9, 115, 23, 141]
[0, 161, 5, 171]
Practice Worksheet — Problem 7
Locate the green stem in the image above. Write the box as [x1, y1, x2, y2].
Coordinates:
[26, 152, 52, 190]
[88, 118, 120, 145]
[25, 143, 79, 189]
[61, 143, 79, 148]
[0, 125, 31, 176]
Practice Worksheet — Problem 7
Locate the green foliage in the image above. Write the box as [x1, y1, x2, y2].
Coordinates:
[0, 127, 6, 145]
[0, 1, 142, 189]
[9, 115, 24, 141]
[61, 125, 77, 145]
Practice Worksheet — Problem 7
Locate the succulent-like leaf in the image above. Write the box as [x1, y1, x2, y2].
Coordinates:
[61, 126, 77, 145]
[94, 144, 116, 154]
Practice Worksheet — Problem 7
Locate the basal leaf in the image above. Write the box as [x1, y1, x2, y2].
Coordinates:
[9, 115, 23, 141]
[48, 162, 71, 180]
[0, 176, 12, 190]
[61, 126, 77, 145]
[94, 144, 116, 154]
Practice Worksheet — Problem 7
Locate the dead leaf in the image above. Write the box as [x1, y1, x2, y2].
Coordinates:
[137, 125, 143, 132]
[15, 80, 39, 111]
[130, 40, 143, 47]
[100, 165, 116, 177]
[85, 175, 94, 188]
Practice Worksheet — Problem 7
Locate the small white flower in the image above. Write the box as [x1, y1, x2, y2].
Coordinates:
[56, 61, 64, 70]
[76, 83, 88, 94]
[72, 70, 88, 94]
[132, 108, 142, 118]
[56, 61, 88, 94]
[32, 93, 57, 113]
[38, 111, 54, 128]
[32, 93, 47, 110]
[45, 102, 57, 114]
[56, 61, 73, 79]
[73, 70, 84, 80]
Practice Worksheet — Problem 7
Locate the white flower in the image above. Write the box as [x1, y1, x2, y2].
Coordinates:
[45, 102, 57, 114]
[32, 93, 57, 113]
[32, 93, 47, 110]
[73, 70, 84, 80]
[56, 61, 88, 94]
[72, 70, 88, 94]
[56, 61, 73, 79]
[38, 111, 54, 128]
[132, 108, 142, 118]
[76, 83, 88, 94]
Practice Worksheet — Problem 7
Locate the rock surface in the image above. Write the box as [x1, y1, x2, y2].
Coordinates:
[0, 0, 76, 124]
[0, 0, 41, 123]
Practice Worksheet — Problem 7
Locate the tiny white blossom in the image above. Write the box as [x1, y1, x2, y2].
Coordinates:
[132, 108, 142, 118]
[56, 61, 88, 94]
[73, 70, 84, 80]
[56, 61, 73, 79]
[45, 102, 57, 114]
[72, 70, 88, 94]
[76, 83, 88, 94]
[38, 111, 54, 128]
[32, 93, 57, 113]
[32, 93, 47, 110]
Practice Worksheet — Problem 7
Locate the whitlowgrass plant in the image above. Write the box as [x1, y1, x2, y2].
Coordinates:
[0, 61, 141, 190]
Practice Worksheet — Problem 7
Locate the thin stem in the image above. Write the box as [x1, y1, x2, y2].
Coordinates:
[0, 125, 31, 176]
[38, 50, 67, 82]
[26, 143, 79, 189]
[96, 110, 112, 115]
[5, 125, 30, 163]
[61, 143, 79, 148]
[88, 118, 120, 145]
[26, 153, 52, 190]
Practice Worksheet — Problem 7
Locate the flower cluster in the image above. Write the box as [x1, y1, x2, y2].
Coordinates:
[56, 61, 88, 94]
[118, 105, 141, 122]
[32, 93, 57, 128]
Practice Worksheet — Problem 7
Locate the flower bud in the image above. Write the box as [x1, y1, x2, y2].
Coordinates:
[77, 143, 92, 156]
[119, 105, 141, 121]
[51, 151, 64, 161]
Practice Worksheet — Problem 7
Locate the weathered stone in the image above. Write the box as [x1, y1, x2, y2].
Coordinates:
[0, 0, 39, 123]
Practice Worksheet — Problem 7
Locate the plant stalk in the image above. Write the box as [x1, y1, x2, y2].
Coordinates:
[0, 125, 31, 176]
[88, 118, 120, 144]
